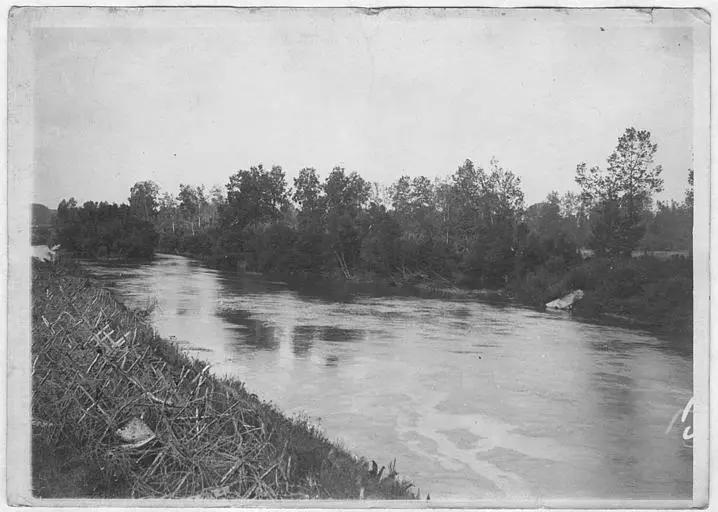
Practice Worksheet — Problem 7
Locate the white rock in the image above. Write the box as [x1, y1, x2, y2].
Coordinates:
[32, 244, 60, 263]
[546, 289, 584, 310]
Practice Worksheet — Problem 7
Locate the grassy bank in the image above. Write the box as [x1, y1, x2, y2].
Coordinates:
[31, 261, 417, 500]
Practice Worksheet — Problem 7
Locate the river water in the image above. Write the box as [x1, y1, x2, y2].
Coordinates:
[84, 254, 693, 502]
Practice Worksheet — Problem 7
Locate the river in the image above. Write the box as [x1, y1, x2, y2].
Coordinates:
[83, 254, 693, 502]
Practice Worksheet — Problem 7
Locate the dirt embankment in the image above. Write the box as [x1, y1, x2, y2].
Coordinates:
[31, 261, 417, 500]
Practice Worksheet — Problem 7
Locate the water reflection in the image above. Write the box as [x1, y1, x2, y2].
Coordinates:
[291, 325, 317, 356]
[219, 308, 279, 350]
[82, 255, 693, 502]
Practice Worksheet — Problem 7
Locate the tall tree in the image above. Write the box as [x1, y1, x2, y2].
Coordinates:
[223, 164, 289, 230]
[518, 191, 579, 274]
[129, 181, 159, 221]
[575, 127, 664, 256]
[323, 167, 371, 273]
[293, 167, 324, 228]
[154, 191, 180, 252]
[178, 184, 200, 235]
[449, 159, 483, 256]
[472, 158, 525, 285]
[388, 175, 444, 273]
[207, 185, 225, 227]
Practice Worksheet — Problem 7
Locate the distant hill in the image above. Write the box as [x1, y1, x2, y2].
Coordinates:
[32, 203, 56, 227]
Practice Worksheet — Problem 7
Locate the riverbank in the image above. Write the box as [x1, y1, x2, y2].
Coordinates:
[508, 254, 693, 344]
[174, 249, 692, 343]
[31, 260, 418, 500]
[168, 250, 508, 301]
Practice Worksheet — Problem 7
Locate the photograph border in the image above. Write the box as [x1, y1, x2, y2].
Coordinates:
[4, 2, 712, 509]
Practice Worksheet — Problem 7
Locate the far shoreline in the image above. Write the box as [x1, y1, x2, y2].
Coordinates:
[91, 250, 693, 351]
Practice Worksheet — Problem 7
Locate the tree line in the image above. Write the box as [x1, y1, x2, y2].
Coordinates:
[54, 199, 157, 259]
[54, 127, 693, 290]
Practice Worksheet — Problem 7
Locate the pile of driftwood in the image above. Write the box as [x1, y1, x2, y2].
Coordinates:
[31, 264, 417, 500]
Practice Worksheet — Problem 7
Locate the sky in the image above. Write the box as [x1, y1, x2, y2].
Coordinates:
[31, 7, 709, 209]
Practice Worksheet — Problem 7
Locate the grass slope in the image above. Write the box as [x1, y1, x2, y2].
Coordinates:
[31, 261, 417, 500]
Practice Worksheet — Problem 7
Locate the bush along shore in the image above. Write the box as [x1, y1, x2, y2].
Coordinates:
[31, 261, 417, 500]
[509, 254, 693, 339]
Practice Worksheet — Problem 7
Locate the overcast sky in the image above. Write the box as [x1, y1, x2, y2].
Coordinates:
[31, 7, 708, 208]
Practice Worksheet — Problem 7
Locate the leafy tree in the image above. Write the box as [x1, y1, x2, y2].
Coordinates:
[177, 184, 211, 235]
[129, 181, 160, 221]
[525, 192, 562, 240]
[290, 168, 329, 270]
[445, 158, 524, 286]
[390, 176, 413, 215]
[359, 202, 403, 274]
[576, 128, 664, 255]
[449, 159, 483, 256]
[293, 168, 325, 228]
[210, 165, 291, 268]
[157, 192, 178, 229]
[472, 158, 525, 286]
[517, 192, 579, 276]
[223, 164, 289, 230]
[154, 192, 180, 252]
[207, 185, 225, 227]
[389, 175, 445, 275]
[323, 167, 371, 272]
[434, 178, 456, 248]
